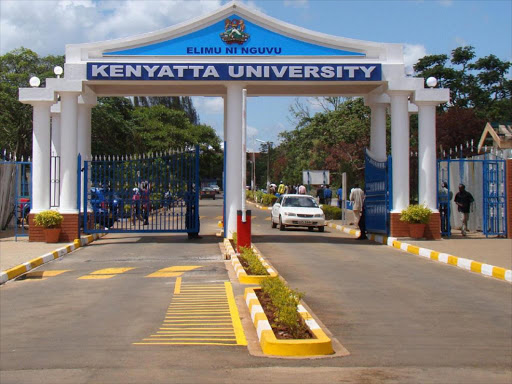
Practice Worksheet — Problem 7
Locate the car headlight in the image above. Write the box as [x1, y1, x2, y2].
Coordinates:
[284, 212, 296, 216]
[314, 213, 324, 218]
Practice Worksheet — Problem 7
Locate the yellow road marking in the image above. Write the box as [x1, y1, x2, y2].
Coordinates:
[78, 275, 116, 280]
[174, 277, 181, 294]
[225, 282, 248, 346]
[21, 270, 70, 280]
[146, 266, 202, 278]
[135, 281, 246, 347]
[91, 267, 134, 275]
[133, 342, 240, 346]
[159, 327, 234, 330]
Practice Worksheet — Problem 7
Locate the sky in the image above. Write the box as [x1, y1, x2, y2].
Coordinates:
[1, 0, 511, 151]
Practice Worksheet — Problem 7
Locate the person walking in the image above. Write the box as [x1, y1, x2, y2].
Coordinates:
[454, 183, 474, 236]
[438, 181, 453, 235]
[349, 183, 365, 224]
[323, 185, 332, 206]
[317, 185, 325, 204]
[298, 184, 306, 195]
[277, 181, 285, 197]
[337, 186, 343, 209]
[357, 201, 368, 240]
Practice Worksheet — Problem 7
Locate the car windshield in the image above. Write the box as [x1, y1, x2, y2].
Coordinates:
[282, 196, 318, 208]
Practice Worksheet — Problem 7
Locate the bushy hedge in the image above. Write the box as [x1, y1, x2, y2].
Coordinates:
[239, 246, 269, 275]
[245, 190, 277, 207]
[260, 277, 305, 339]
[321, 205, 341, 220]
[261, 194, 277, 206]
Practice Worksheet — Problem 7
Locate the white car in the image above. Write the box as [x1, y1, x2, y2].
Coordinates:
[210, 184, 220, 193]
[271, 194, 325, 232]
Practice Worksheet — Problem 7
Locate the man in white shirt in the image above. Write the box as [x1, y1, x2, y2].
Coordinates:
[349, 184, 365, 223]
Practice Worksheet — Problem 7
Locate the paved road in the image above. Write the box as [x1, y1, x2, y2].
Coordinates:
[1, 198, 511, 383]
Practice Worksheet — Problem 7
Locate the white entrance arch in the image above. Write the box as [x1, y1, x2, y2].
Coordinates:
[20, 1, 449, 241]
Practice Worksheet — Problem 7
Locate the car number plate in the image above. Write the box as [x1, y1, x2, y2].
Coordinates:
[303, 220, 313, 224]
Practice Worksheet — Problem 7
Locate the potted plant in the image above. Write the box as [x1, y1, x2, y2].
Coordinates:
[400, 204, 432, 239]
[33, 210, 64, 243]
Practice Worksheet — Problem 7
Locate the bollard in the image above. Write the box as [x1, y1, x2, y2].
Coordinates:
[236, 210, 252, 252]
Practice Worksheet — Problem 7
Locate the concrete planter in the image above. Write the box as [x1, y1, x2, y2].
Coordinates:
[409, 223, 426, 239]
[44, 228, 61, 243]
[244, 287, 334, 356]
[224, 239, 277, 284]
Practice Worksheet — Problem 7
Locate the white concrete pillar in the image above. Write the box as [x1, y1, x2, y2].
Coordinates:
[225, 84, 244, 238]
[50, 103, 61, 209]
[50, 108, 61, 157]
[370, 103, 387, 159]
[77, 103, 93, 212]
[417, 102, 438, 211]
[389, 91, 410, 212]
[59, 91, 80, 213]
[30, 101, 53, 213]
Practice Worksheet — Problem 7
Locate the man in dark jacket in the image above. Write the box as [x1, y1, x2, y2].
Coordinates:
[316, 185, 325, 204]
[454, 183, 474, 236]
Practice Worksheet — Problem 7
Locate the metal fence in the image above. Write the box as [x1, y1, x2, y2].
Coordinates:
[0, 152, 31, 240]
[437, 154, 507, 237]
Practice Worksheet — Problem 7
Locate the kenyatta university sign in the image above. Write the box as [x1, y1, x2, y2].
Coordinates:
[87, 63, 382, 81]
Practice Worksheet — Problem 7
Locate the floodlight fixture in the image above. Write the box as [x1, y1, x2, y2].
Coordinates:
[426, 77, 438, 88]
[29, 76, 41, 87]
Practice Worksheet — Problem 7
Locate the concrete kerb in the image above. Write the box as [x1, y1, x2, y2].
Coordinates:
[223, 237, 337, 357]
[0, 233, 106, 285]
[326, 222, 512, 283]
[244, 287, 334, 356]
[224, 238, 278, 284]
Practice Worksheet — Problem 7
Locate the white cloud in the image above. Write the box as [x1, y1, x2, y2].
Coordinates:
[284, 0, 309, 8]
[0, 0, 222, 55]
[403, 43, 427, 68]
[197, 97, 224, 114]
[438, 0, 453, 7]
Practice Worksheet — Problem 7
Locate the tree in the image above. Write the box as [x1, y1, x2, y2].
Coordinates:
[414, 46, 511, 120]
[0, 48, 64, 157]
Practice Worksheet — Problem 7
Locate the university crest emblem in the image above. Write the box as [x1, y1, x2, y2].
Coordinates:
[220, 18, 249, 45]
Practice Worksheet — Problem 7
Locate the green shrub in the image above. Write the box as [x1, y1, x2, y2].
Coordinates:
[232, 232, 237, 248]
[239, 247, 269, 275]
[33, 210, 63, 228]
[400, 204, 432, 224]
[321, 205, 341, 220]
[260, 277, 305, 339]
[255, 190, 264, 203]
[261, 193, 277, 206]
[246, 190, 254, 201]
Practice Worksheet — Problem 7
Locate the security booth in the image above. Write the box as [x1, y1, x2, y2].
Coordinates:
[19, 1, 450, 242]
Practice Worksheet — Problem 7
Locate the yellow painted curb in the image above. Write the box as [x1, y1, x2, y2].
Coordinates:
[244, 287, 333, 356]
[327, 222, 511, 283]
[225, 239, 278, 284]
[0, 233, 106, 285]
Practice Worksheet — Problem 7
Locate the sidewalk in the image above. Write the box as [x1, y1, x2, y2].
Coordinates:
[0, 228, 104, 284]
[0, 229, 76, 271]
[328, 219, 512, 272]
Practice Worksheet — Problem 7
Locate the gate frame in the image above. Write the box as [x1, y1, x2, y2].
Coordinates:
[81, 146, 200, 234]
[437, 155, 508, 238]
[364, 149, 392, 235]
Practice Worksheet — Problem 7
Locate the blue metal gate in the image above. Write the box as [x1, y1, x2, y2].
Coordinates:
[364, 149, 392, 234]
[82, 146, 200, 234]
[483, 160, 507, 237]
[437, 157, 507, 237]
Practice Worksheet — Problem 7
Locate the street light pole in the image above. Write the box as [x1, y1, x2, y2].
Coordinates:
[256, 139, 273, 193]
